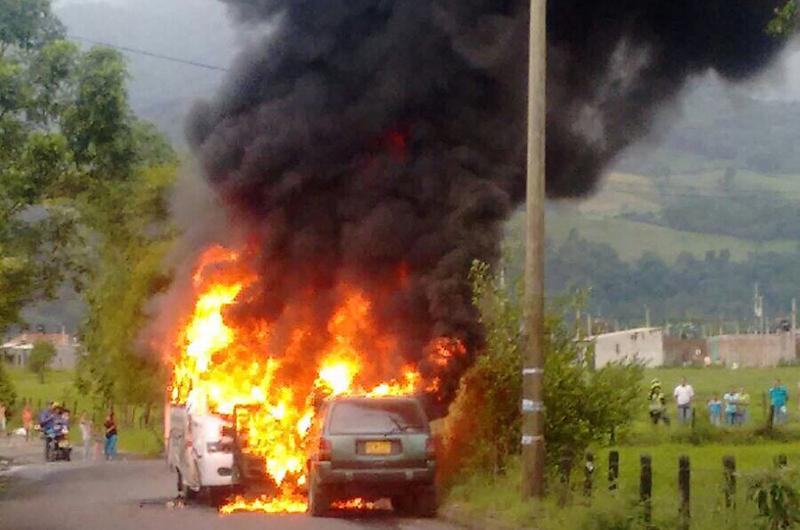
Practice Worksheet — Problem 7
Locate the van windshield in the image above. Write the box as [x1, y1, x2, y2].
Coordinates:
[328, 400, 427, 435]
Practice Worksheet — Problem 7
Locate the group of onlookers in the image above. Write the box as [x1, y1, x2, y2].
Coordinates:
[0, 400, 119, 460]
[649, 376, 792, 427]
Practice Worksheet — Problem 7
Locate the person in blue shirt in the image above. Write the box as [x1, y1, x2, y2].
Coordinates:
[769, 379, 789, 425]
[722, 388, 739, 426]
[707, 394, 722, 426]
[38, 402, 56, 432]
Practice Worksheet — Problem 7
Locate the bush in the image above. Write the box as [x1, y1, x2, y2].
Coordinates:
[28, 340, 56, 383]
[0, 361, 17, 411]
[748, 467, 800, 530]
[438, 261, 644, 485]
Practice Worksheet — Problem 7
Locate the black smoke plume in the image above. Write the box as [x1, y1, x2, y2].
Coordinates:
[184, 0, 788, 404]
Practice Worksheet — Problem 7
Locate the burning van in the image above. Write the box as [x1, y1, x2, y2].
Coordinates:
[166, 403, 238, 503]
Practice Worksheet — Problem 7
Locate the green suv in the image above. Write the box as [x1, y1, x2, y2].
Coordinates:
[306, 396, 437, 517]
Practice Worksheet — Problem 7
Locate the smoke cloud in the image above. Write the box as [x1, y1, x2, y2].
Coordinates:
[180, 0, 788, 404]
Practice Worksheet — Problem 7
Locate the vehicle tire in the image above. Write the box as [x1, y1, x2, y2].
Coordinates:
[392, 494, 414, 516]
[414, 485, 438, 518]
[185, 486, 200, 501]
[307, 472, 330, 517]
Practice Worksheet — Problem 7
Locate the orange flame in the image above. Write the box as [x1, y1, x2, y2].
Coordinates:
[167, 245, 465, 513]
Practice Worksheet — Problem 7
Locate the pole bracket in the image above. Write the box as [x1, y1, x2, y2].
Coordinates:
[521, 434, 545, 445]
[522, 399, 545, 412]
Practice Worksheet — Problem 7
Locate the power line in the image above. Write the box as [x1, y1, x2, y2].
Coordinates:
[67, 34, 229, 73]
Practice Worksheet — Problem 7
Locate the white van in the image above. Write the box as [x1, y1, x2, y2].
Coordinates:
[166, 404, 239, 502]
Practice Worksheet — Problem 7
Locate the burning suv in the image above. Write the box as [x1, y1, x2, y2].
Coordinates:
[305, 395, 437, 517]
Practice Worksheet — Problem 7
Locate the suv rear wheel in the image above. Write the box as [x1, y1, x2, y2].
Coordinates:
[308, 472, 330, 517]
[415, 485, 438, 518]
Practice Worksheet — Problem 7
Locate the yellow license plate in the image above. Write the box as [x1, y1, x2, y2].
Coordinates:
[364, 441, 392, 455]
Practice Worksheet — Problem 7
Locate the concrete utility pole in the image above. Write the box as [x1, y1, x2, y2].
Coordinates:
[522, 0, 546, 499]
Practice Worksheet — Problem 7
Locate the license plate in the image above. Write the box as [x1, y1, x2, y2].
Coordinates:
[364, 441, 392, 455]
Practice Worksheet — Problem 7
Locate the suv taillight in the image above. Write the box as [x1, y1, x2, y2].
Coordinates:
[319, 438, 332, 461]
[426, 438, 436, 460]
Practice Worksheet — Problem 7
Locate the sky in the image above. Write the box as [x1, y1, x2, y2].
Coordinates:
[51, 0, 800, 102]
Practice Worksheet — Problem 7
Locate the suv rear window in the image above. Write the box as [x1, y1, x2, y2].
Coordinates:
[328, 400, 428, 435]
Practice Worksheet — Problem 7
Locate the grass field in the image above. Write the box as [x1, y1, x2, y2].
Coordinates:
[635, 366, 800, 429]
[544, 208, 798, 263]
[446, 442, 796, 530]
[3, 366, 163, 456]
[445, 365, 800, 529]
[505, 169, 800, 264]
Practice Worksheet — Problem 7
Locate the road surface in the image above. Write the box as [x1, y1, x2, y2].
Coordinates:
[0, 440, 460, 530]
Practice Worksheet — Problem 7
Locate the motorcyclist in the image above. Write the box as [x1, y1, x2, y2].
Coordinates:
[38, 401, 57, 432]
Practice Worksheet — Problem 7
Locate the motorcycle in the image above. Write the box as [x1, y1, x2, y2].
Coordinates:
[44, 424, 72, 462]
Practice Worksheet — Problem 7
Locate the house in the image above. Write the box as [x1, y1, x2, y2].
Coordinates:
[707, 333, 796, 368]
[590, 327, 664, 369]
[1, 331, 79, 370]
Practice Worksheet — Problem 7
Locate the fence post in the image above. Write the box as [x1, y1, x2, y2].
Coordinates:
[609, 450, 619, 492]
[679, 455, 691, 530]
[723, 456, 736, 509]
[584, 452, 595, 499]
[640, 454, 652, 524]
[768, 405, 775, 431]
[559, 454, 573, 506]
[691, 406, 696, 429]
[776, 454, 788, 468]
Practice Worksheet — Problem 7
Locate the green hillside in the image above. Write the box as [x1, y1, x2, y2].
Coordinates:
[526, 169, 800, 263]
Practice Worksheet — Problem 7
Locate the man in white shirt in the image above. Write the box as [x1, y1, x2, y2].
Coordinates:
[674, 377, 695, 424]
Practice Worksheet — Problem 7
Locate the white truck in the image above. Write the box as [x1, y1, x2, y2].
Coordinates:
[165, 404, 239, 503]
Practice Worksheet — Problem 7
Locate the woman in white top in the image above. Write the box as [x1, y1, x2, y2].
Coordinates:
[79, 412, 93, 461]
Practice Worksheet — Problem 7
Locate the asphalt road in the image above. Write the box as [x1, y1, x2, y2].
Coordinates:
[0, 449, 460, 530]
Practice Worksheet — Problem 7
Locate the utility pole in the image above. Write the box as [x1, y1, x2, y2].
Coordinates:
[522, 0, 547, 499]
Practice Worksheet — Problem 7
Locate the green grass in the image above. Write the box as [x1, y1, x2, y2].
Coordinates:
[510, 168, 800, 264]
[636, 366, 800, 428]
[544, 209, 798, 262]
[444, 366, 800, 529]
[6, 366, 83, 416]
[4, 365, 163, 456]
[444, 444, 798, 530]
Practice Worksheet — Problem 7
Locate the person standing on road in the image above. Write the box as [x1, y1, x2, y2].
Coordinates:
[769, 379, 789, 425]
[674, 377, 695, 424]
[79, 412, 93, 460]
[0, 402, 6, 436]
[104, 412, 118, 461]
[21, 402, 33, 442]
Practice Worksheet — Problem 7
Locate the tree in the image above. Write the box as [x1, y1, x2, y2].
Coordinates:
[438, 261, 643, 483]
[0, 0, 176, 337]
[29, 340, 56, 383]
[0, 359, 17, 411]
[768, 1, 799, 35]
